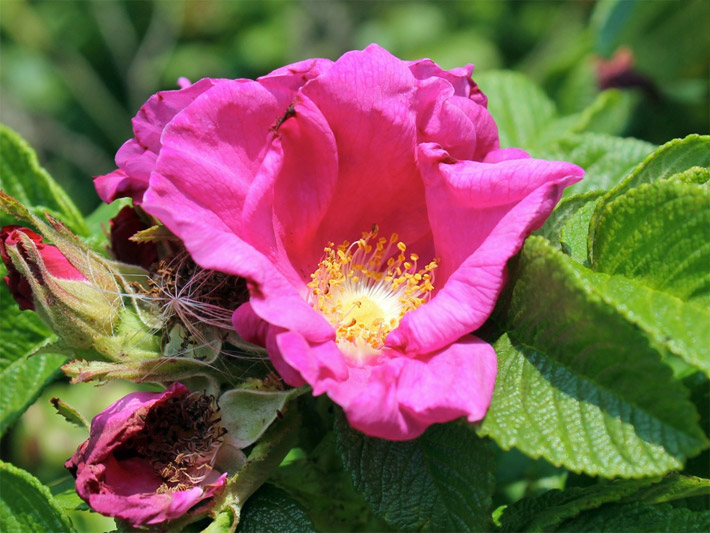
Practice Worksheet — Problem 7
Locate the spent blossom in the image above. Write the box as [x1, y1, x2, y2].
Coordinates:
[65, 383, 232, 528]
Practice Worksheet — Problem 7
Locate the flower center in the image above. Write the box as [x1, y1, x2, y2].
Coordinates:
[308, 225, 438, 358]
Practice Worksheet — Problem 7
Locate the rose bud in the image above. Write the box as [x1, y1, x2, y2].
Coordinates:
[65, 383, 236, 528]
[1, 225, 121, 349]
[1, 225, 86, 311]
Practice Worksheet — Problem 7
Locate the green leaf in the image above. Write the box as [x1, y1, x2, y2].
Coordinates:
[588, 180, 710, 375]
[561, 501, 710, 532]
[0, 460, 75, 533]
[566, 89, 638, 137]
[50, 397, 89, 431]
[498, 477, 659, 532]
[0, 284, 65, 437]
[579, 268, 710, 377]
[559, 196, 600, 264]
[552, 133, 654, 196]
[236, 484, 315, 533]
[83, 198, 130, 251]
[481, 237, 708, 477]
[0, 124, 87, 235]
[336, 414, 495, 531]
[273, 432, 388, 532]
[591, 181, 710, 309]
[534, 191, 603, 251]
[595, 134, 710, 212]
[475, 71, 556, 152]
[627, 474, 710, 505]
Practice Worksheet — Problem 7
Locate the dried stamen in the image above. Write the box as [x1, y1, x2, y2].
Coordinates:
[117, 392, 226, 493]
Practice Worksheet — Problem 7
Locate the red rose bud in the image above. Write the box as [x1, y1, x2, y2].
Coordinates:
[109, 206, 159, 270]
[1, 226, 87, 310]
[1, 223, 123, 352]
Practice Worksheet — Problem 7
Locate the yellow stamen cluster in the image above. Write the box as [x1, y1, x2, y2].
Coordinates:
[307, 225, 439, 356]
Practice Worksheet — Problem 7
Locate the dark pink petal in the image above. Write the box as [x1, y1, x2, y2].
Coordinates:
[387, 144, 583, 355]
[132, 78, 220, 153]
[414, 76, 499, 161]
[275, 331, 349, 393]
[94, 78, 220, 203]
[408, 58, 488, 105]
[258, 57, 334, 92]
[299, 44, 430, 247]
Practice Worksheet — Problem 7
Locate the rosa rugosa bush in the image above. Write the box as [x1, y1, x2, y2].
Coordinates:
[97, 44, 583, 440]
[65, 383, 231, 528]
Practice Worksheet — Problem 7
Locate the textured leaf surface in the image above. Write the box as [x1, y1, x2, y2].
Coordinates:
[237, 484, 315, 533]
[481, 237, 708, 477]
[559, 196, 600, 263]
[274, 432, 388, 532]
[591, 181, 710, 310]
[627, 474, 710, 505]
[595, 134, 710, 217]
[0, 460, 74, 533]
[589, 179, 710, 375]
[0, 284, 64, 437]
[534, 191, 603, 251]
[0, 124, 87, 234]
[551, 133, 654, 196]
[560, 501, 710, 532]
[499, 477, 658, 532]
[336, 415, 495, 531]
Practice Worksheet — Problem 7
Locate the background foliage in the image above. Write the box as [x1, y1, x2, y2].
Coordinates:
[1, 1, 708, 532]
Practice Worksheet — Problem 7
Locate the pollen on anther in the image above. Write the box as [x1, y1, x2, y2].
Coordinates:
[307, 226, 439, 354]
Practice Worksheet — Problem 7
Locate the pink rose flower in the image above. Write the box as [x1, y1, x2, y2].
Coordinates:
[1, 225, 86, 311]
[65, 383, 228, 528]
[101, 44, 583, 440]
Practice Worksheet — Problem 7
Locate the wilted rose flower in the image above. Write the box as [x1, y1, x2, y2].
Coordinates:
[109, 205, 159, 269]
[98, 44, 584, 440]
[1, 225, 86, 310]
[65, 383, 230, 528]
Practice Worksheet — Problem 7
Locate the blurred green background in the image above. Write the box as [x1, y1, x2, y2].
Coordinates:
[0, 0, 708, 530]
[1, 0, 708, 216]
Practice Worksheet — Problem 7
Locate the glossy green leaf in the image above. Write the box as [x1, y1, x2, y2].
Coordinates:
[336, 414, 495, 531]
[0, 124, 87, 235]
[237, 484, 315, 533]
[0, 460, 75, 533]
[561, 502, 710, 532]
[481, 237, 708, 477]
